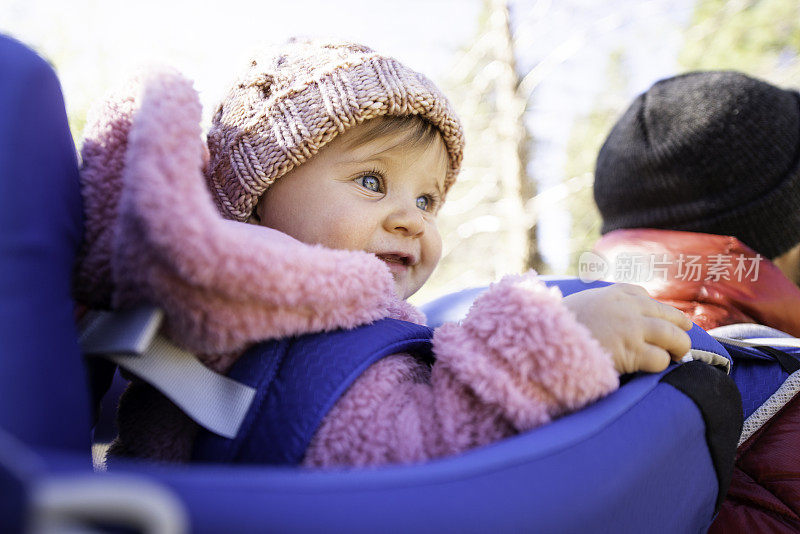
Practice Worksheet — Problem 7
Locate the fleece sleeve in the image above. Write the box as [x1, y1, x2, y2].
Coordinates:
[303, 272, 619, 467]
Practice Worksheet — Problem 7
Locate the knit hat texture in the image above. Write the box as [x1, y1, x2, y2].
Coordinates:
[594, 70, 800, 259]
[206, 38, 465, 222]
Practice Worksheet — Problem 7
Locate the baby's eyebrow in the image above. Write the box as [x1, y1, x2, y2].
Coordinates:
[335, 144, 416, 168]
[338, 135, 411, 163]
[334, 154, 389, 167]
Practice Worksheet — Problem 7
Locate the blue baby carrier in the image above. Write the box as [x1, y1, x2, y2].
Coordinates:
[0, 34, 761, 533]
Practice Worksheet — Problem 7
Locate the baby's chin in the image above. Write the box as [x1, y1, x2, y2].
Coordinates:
[393, 280, 410, 300]
[391, 276, 417, 300]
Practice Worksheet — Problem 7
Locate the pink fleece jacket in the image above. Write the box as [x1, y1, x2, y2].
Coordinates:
[76, 68, 619, 467]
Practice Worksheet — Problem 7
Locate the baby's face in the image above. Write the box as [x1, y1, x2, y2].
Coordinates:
[252, 121, 449, 299]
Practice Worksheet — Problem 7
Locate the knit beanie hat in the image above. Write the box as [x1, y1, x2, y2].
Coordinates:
[206, 38, 465, 222]
[594, 70, 800, 259]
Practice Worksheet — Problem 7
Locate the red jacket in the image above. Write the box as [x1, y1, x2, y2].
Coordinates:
[594, 229, 800, 533]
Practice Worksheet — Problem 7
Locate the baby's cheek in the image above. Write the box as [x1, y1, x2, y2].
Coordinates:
[425, 224, 443, 264]
[315, 217, 368, 252]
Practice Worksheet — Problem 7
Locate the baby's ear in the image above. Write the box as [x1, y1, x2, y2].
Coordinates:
[246, 205, 262, 225]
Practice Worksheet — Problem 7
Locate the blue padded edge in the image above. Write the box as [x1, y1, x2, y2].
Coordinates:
[106, 373, 716, 534]
[0, 34, 91, 451]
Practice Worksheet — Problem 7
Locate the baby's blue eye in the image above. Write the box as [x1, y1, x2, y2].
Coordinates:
[358, 174, 382, 192]
[416, 196, 430, 211]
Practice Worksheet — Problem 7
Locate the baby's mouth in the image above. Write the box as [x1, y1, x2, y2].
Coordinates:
[375, 253, 414, 272]
[378, 254, 409, 265]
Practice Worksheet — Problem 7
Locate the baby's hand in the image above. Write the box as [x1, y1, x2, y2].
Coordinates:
[563, 283, 692, 375]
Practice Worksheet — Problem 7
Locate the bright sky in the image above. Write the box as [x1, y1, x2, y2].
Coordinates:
[2, 0, 481, 127]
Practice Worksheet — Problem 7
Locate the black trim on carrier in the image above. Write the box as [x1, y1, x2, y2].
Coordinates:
[661, 361, 743, 512]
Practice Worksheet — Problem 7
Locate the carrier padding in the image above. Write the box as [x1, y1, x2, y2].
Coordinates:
[193, 318, 434, 465]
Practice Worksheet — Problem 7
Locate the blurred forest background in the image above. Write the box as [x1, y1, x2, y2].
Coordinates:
[3, 0, 799, 305]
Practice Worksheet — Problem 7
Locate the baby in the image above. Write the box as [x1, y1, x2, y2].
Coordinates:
[77, 38, 691, 467]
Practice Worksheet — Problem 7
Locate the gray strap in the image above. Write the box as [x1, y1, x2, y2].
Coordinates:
[708, 323, 794, 340]
[80, 307, 255, 439]
[682, 348, 731, 374]
[80, 306, 164, 356]
[30, 473, 188, 534]
[713, 336, 800, 349]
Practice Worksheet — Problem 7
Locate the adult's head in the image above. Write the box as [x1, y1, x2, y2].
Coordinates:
[593, 70, 800, 261]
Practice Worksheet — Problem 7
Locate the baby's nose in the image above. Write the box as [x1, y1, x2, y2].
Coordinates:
[384, 207, 424, 237]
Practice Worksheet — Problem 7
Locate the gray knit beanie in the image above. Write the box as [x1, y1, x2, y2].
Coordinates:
[594, 70, 800, 259]
[205, 38, 465, 222]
